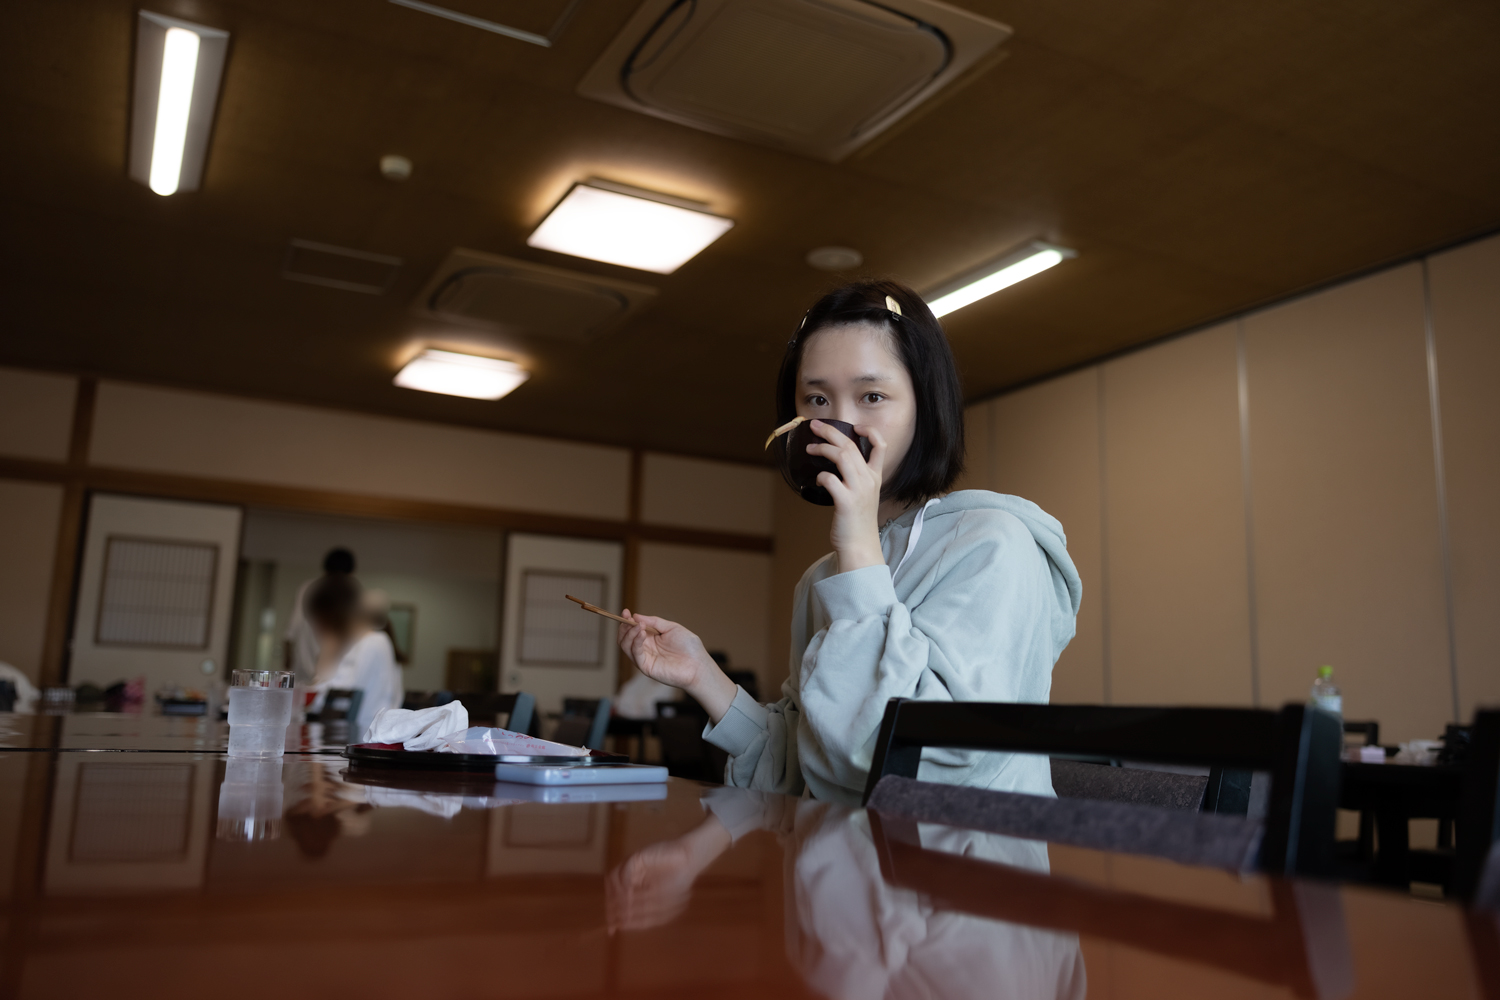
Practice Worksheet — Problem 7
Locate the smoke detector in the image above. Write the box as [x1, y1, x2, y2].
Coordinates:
[577, 0, 1010, 162]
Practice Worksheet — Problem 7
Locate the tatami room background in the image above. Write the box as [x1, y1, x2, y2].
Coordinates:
[2, 231, 1497, 747]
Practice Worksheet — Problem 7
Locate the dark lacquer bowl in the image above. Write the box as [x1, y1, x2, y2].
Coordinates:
[780, 419, 873, 506]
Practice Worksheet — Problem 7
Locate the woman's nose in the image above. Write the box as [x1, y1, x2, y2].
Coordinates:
[829, 400, 857, 424]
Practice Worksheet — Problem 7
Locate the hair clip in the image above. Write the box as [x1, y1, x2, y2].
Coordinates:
[884, 295, 902, 317]
[764, 415, 807, 450]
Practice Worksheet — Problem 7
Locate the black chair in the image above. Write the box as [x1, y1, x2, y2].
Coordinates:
[551, 697, 611, 749]
[1337, 719, 1382, 863]
[869, 809, 1354, 1000]
[1456, 709, 1500, 902]
[863, 699, 1343, 876]
[402, 690, 456, 710]
[454, 691, 536, 735]
[725, 670, 760, 702]
[320, 688, 363, 724]
[656, 697, 727, 782]
[1049, 759, 1216, 812]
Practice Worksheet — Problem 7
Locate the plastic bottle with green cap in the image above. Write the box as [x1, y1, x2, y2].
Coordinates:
[1310, 664, 1342, 716]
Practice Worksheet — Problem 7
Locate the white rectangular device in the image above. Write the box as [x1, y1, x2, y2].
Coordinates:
[492, 781, 669, 803]
[492, 761, 669, 786]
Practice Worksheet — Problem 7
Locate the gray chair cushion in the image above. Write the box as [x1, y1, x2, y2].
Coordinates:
[867, 774, 1263, 872]
[1050, 759, 1207, 811]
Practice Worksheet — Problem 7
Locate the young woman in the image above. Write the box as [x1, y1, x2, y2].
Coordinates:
[618, 279, 1082, 804]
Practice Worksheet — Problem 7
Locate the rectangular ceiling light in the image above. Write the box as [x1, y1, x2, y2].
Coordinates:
[526, 180, 734, 274]
[129, 12, 230, 196]
[926, 241, 1077, 319]
[394, 349, 531, 400]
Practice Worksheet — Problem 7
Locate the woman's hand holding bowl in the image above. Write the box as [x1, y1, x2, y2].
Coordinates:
[807, 419, 887, 572]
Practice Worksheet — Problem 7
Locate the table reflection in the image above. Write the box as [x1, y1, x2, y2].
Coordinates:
[610, 788, 1087, 1000]
[1, 749, 1486, 1000]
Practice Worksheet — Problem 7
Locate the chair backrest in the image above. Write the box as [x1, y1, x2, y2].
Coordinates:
[725, 670, 760, 702]
[402, 690, 456, 711]
[1343, 720, 1380, 746]
[863, 699, 1342, 876]
[322, 688, 363, 724]
[1050, 759, 1209, 811]
[869, 809, 1353, 999]
[553, 697, 612, 749]
[1456, 709, 1500, 901]
[452, 691, 536, 735]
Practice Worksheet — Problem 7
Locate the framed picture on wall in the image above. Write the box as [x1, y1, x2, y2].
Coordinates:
[518, 570, 606, 667]
[388, 603, 416, 665]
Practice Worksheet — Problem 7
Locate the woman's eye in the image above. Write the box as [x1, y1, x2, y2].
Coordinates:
[863, 393, 885, 404]
[806, 395, 828, 407]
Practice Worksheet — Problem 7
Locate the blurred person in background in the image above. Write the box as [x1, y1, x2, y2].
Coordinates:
[304, 576, 403, 739]
[284, 547, 357, 685]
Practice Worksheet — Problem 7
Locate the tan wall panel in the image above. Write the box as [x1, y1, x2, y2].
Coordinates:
[637, 542, 771, 692]
[1245, 264, 1451, 741]
[991, 370, 1105, 703]
[952, 400, 993, 492]
[0, 479, 64, 682]
[640, 453, 774, 535]
[89, 382, 630, 520]
[1428, 233, 1500, 719]
[767, 487, 834, 696]
[0, 367, 75, 462]
[1103, 324, 1254, 706]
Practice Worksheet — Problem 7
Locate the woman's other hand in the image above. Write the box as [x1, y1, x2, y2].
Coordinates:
[807, 420, 887, 571]
[617, 612, 737, 722]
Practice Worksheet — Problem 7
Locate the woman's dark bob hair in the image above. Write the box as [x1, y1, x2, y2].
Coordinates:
[774, 278, 964, 506]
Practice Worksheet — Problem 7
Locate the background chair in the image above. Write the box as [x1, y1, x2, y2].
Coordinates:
[1455, 709, 1500, 901]
[655, 697, 728, 782]
[320, 688, 363, 725]
[870, 810, 1354, 1000]
[863, 699, 1343, 876]
[455, 691, 536, 735]
[404, 690, 536, 734]
[551, 697, 611, 749]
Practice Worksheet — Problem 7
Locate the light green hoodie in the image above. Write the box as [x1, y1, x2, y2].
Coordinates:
[703, 490, 1083, 804]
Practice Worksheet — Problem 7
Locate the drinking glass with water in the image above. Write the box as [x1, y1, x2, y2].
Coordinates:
[228, 669, 295, 758]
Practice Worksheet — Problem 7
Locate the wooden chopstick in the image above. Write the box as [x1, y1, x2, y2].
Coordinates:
[566, 595, 661, 635]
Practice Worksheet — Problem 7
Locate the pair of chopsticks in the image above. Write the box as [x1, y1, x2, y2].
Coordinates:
[566, 595, 661, 635]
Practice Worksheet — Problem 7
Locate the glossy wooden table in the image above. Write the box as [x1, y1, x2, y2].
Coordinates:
[0, 715, 1494, 1000]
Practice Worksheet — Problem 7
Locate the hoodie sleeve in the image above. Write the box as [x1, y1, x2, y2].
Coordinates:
[797, 509, 1060, 798]
[701, 557, 830, 797]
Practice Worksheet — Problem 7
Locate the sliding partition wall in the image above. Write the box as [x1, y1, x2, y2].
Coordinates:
[962, 233, 1500, 743]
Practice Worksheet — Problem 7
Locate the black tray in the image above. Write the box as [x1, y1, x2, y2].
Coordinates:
[344, 742, 629, 772]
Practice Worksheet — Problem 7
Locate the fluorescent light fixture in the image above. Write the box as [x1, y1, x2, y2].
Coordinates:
[394, 349, 530, 400]
[129, 12, 230, 196]
[926, 241, 1077, 319]
[527, 180, 734, 274]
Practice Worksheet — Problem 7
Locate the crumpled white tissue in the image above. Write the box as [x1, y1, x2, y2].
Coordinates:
[431, 726, 590, 757]
[363, 702, 469, 750]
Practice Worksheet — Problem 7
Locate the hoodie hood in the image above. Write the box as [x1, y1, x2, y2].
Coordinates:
[888, 490, 1083, 653]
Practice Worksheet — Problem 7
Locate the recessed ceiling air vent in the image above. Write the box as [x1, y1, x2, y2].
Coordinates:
[412, 249, 657, 342]
[577, 0, 1011, 162]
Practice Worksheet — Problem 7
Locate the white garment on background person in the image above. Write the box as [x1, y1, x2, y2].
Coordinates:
[283, 578, 321, 685]
[325, 630, 402, 740]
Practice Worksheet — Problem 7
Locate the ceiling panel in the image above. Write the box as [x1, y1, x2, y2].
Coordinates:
[0, 0, 1496, 463]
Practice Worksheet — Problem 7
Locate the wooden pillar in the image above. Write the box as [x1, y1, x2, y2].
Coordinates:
[619, 448, 643, 687]
[38, 377, 95, 689]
